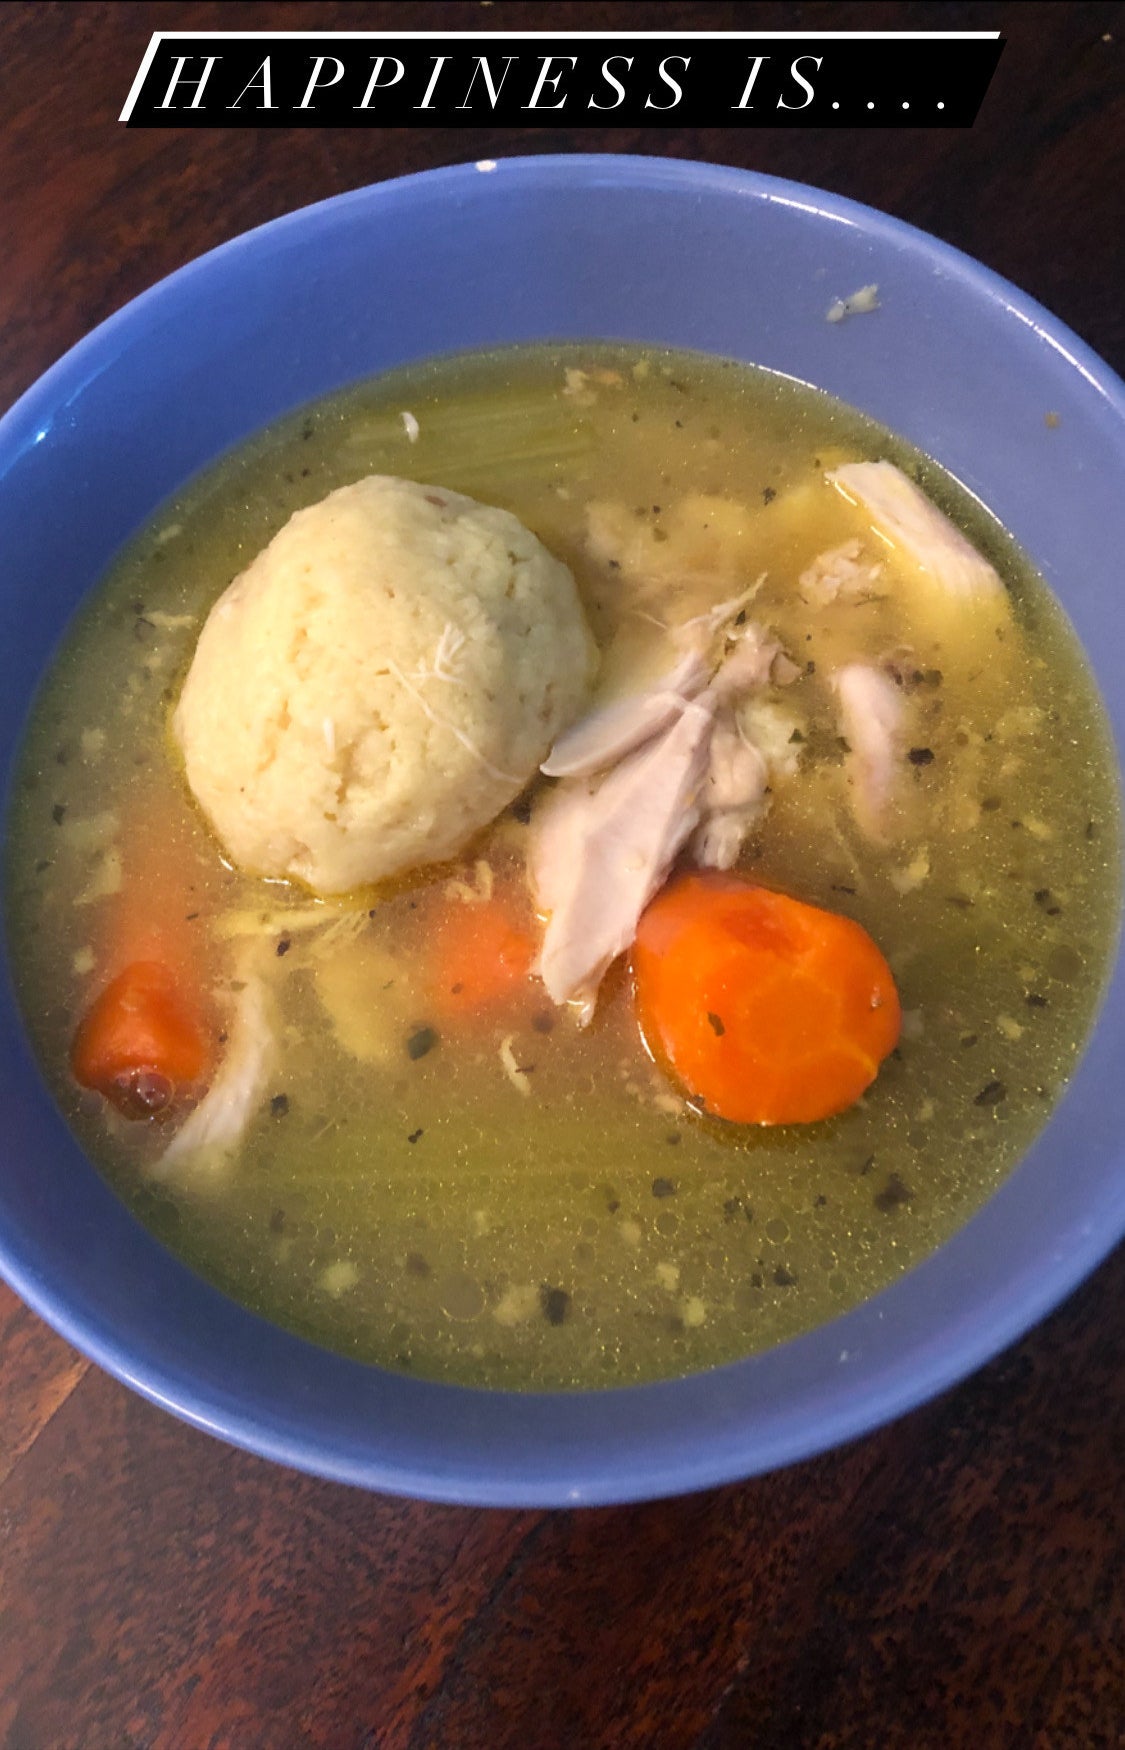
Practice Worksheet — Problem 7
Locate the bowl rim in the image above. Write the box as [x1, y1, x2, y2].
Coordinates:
[1, 152, 1123, 1507]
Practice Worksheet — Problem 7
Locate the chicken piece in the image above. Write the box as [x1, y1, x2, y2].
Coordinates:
[541, 648, 710, 778]
[770, 650, 803, 686]
[685, 628, 789, 870]
[689, 711, 771, 871]
[542, 612, 776, 779]
[690, 812, 753, 873]
[530, 697, 715, 1020]
[535, 614, 790, 1001]
[157, 969, 274, 1174]
[702, 713, 770, 812]
[704, 622, 779, 700]
[832, 662, 905, 841]
[798, 538, 884, 606]
[736, 696, 805, 782]
[670, 579, 767, 648]
[827, 461, 1006, 603]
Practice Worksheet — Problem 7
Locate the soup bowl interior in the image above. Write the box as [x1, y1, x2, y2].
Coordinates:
[1, 156, 1123, 1506]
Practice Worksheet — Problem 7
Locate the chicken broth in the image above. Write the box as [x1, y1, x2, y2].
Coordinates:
[5, 343, 1120, 1389]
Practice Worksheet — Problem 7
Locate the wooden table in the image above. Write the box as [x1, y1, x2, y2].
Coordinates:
[2, 4, 1122, 1745]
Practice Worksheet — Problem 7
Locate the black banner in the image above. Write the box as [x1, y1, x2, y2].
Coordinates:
[121, 32, 1003, 129]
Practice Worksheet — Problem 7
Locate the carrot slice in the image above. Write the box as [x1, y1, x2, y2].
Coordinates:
[71, 783, 218, 1118]
[71, 959, 214, 1118]
[632, 872, 901, 1125]
[425, 893, 536, 1020]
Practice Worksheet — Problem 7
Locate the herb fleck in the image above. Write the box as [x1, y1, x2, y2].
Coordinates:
[406, 1026, 438, 1061]
[875, 1172, 913, 1212]
[541, 1285, 570, 1325]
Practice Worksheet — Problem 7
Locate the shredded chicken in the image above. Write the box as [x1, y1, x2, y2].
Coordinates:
[690, 710, 772, 871]
[705, 622, 779, 700]
[736, 698, 804, 782]
[771, 650, 802, 687]
[672, 577, 766, 644]
[833, 662, 905, 841]
[530, 696, 715, 1021]
[533, 612, 796, 999]
[214, 901, 350, 943]
[683, 630, 785, 870]
[156, 970, 275, 1174]
[828, 461, 1006, 603]
[799, 538, 884, 606]
[499, 1034, 533, 1096]
[541, 648, 710, 778]
[700, 713, 769, 812]
[689, 700, 780, 871]
[444, 858, 495, 904]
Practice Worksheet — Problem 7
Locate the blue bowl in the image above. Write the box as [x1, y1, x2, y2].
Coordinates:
[1, 156, 1123, 1506]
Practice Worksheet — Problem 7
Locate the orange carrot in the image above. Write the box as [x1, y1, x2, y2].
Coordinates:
[71, 960, 214, 1118]
[632, 872, 901, 1126]
[71, 784, 217, 1117]
[425, 892, 536, 1020]
[98, 788, 210, 990]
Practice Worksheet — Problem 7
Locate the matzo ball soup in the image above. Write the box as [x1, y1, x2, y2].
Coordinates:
[5, 344, 1120, 1389]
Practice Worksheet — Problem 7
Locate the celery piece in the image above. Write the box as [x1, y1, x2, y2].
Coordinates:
[342, 390, 595, 492]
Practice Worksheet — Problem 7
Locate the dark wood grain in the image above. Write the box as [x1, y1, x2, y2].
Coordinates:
[1, 4, 1123, 1747]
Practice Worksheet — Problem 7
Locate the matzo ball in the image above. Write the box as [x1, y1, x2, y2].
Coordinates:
[172, 475, 596, 893]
